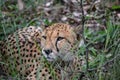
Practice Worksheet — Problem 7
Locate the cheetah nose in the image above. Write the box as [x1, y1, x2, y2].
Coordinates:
[44, 49, 52, 55]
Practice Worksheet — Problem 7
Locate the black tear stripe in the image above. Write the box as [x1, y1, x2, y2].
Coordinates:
[55, 41, 59, 52]
[55, 32, 60, 52]
[55, 38, 59, 52]
[55, 37, 71, 52]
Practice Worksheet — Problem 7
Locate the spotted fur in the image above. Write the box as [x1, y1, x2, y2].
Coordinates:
[0, 23, 82, 80]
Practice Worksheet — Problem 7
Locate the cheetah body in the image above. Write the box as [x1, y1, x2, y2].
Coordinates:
[0, 23, 82, 80]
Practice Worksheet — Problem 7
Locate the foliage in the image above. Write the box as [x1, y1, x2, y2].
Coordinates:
[81, 21, 120, 80]
[0, 0, 120, 80]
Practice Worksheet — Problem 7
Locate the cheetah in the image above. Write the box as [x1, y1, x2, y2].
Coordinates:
[0, 23, 83, 80]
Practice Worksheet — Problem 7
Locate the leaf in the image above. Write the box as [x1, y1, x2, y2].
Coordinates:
[112, 5, 120, 10]
[89, 47, 97, 56]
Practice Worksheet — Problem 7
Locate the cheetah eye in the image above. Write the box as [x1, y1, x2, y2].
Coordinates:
[42, 36, 47, 39]
[57, 37, 64, 41]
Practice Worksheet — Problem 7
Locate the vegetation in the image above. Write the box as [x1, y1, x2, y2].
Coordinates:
[0, 0, 120, 80]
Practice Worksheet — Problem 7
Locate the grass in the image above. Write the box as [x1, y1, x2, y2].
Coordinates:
[0, 0, 120, 80]
[81, 19, 120, 80]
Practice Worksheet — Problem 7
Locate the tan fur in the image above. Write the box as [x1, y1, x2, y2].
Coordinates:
[0, 23, 82, 80]
[41, 23, 79, 61]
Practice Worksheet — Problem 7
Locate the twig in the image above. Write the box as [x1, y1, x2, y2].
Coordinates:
[87, 54, 120, 72]
[56, 62, 84, 74]
[102, 54, 120, 67]
[80, 0, 89, 71]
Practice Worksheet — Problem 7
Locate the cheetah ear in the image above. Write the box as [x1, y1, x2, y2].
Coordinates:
[40, 24, 51, 31]
[73, 25, 82, 41]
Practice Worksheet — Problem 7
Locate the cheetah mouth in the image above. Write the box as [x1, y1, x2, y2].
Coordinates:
[46, 56, 54, 61]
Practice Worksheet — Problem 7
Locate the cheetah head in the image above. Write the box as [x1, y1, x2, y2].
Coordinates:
[41, 23, 81, 61]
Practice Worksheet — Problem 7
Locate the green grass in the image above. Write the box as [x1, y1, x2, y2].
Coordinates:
[79, 19, 120, 80]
